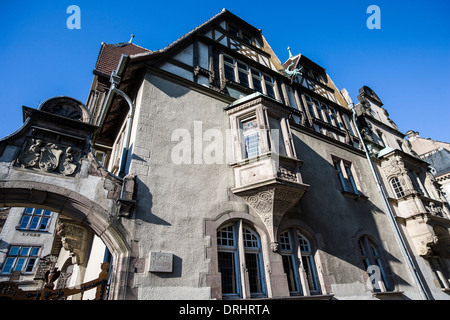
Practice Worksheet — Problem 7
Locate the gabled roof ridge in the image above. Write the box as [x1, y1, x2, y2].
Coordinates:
[105, 41, 152, 53]
[130, 9, 228, 60]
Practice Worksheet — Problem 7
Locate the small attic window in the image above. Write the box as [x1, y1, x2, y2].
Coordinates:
[228, 25, 239, 37]
[227, 23, 254, 46]
[242, 32, 252, 45]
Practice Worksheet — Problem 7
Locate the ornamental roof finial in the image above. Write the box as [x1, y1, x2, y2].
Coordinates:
[287, 46, 292, 58]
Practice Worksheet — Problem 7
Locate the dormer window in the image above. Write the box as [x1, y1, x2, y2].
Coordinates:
[300, 66, 326, 84]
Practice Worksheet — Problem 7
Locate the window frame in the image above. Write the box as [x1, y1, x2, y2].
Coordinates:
[279, 229, 322, 296]
[18, 207, 53, 232]
[333, 158, 360, 195]
[1, 245, 41, 275]
[390, 177, 405, 198]
[358, 236, 393, 292]
[222, 54, 279, 99]
[217, 221, 267, 299]
[217, 224, 241, 298]
[227, 23, 254, 46]
[240, 116, 260, 159]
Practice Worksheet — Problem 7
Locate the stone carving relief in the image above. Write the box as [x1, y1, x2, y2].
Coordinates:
[15, 138, 81, 176]
[277, 165, 298, 182]
[56, 220, 93, 265]
[415, 234, 439, 257]
[381, 156, 405, 179]
[241, 186, 305, 251]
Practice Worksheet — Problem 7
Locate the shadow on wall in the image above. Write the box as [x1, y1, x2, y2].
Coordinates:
[133, 176, 171, 226]
[287, 132, 422, 294]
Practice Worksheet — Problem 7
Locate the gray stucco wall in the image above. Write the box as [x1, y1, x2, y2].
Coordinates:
[120, 72, 423, 299]
[288, 129, 422, 299]
[123, 73, 240, 299]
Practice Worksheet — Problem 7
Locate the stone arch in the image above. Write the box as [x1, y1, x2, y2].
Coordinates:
[0, 179, 131, 300]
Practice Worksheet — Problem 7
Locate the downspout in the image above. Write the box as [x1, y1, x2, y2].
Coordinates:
[348, 102, 430, 300]
[110, 69, 135, 177]
[99, 54, 135, 177]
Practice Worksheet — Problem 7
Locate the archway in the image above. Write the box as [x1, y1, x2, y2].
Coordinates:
[0, 180, 131, 300]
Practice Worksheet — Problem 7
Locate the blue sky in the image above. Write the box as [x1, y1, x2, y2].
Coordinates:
[1, 1, 449, 142]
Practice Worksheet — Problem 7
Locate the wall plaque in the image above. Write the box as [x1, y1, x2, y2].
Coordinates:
[148, 252, 173, 273]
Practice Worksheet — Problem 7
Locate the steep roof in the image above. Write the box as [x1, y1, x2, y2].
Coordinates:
[421, 148, 450, 177]
[129, 9, 261, 62]
[283, 53, 349, 109]
[283, 53, 326, 74]
[94, 42, 151, 77]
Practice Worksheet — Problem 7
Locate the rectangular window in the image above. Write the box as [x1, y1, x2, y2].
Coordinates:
[304, 95, 316, 118]
[245, 253, 264, 296]
[18, 208, 53, 231]
[228, 25, 239, 38]
[342, 114, 355, 136]
[242, 32, 252, 45]
[268, 116, 287, 156]
[264, 75, 275, 99]
[344, 163, 358, 194]
[282, 255, 300, 293]
[2, 246, 40, 274]
[251, 69, 263, 93]
[302, 255, 320, 293]
[218, 252, 238, 295]
[224, 55, 236, 81]
[241, 118, 260, 159]
[312, 99, 324, 121]
[237, 62, 249, 87]
[334, 159, 359, 194]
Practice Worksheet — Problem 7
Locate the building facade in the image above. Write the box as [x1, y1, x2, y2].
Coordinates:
[0, 9, 449, 300]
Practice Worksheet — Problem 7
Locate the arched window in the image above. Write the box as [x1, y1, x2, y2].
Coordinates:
[217, 221, 266, 298]
[358, 236, 393, 292]
[390, 177, 405, 198]
[279, 229, 321, 296]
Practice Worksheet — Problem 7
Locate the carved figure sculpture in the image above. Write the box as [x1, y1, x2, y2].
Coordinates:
[282, 62, 303, 78]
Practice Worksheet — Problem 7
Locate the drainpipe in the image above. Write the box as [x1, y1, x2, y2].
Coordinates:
[109, 68, 135, 177]
[97, 54, 135, 177]
[349, 102, 430, 300]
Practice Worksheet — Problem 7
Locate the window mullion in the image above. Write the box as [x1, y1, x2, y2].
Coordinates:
[291, 230, 308, 296]
[236, 220, 250, 299]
